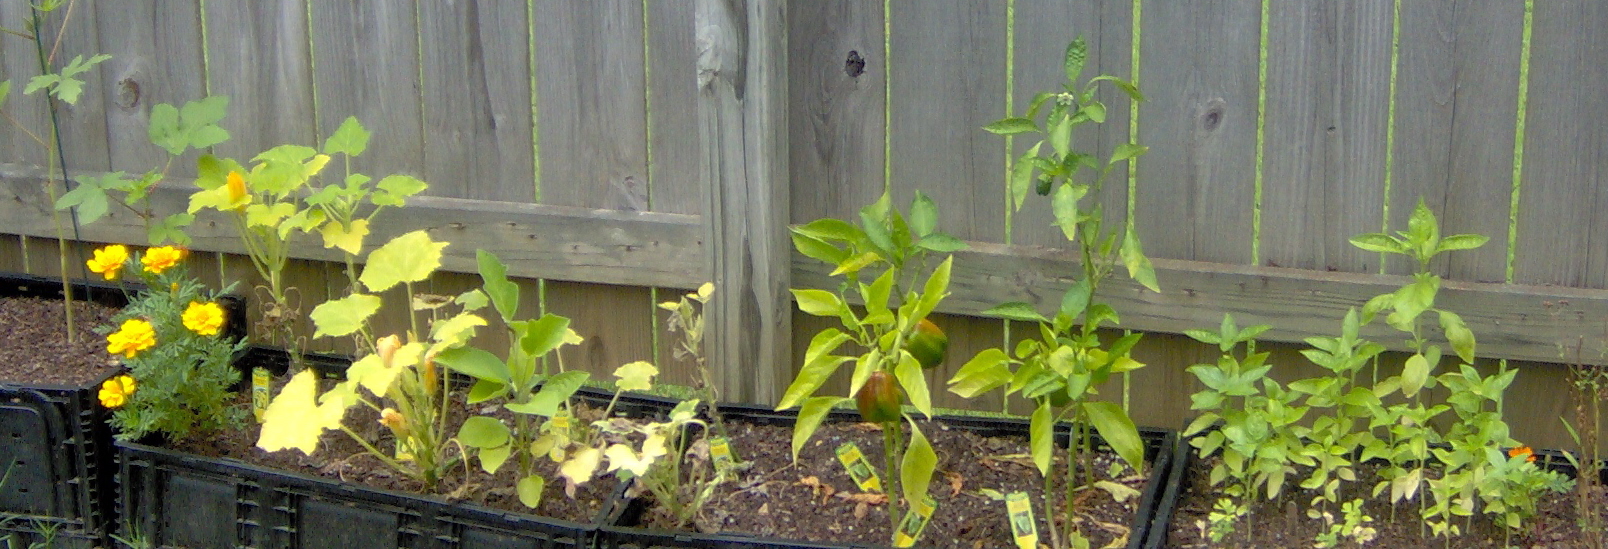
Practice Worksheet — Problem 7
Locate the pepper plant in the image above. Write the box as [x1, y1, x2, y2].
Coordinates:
[947, 36, 1154, 549]
[779, 190, 964, 543]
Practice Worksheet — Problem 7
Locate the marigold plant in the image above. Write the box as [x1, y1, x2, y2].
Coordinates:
[141, 246, 186, 274]
[106, 319, 156, 358]
[182, 301, 226, 336]
[87, 244, 129, 280]
[97, 374, 136, 409]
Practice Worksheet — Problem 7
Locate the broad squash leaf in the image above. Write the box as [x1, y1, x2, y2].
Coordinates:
[309, 294, 380, 338]
[360, 230, 447, 292]
[257, 370, 351, 455]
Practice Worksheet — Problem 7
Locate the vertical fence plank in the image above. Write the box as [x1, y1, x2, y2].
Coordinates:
[204, 0, 317, 158]
[420, 0, 534, 202]
[888, 0, 1006, 245]
[645, 2, 702, 216]
[1385, 0, 1455, 276]
[545, 280, 656, 380]
[1515, 0, 1608, 289]
[1, 2, 51, 166]
[1133, 0, 1259, 264]
[787, 0, 884, 224]
[534, 0, 648, 209]
[1440, 1, 1525, 284]
[699, 0, 791, 405]
[1261, 0, 1391, 273]
[37, 4, 110, 175]
[310, 1, 423, 179]
[95, 1, 207, 178]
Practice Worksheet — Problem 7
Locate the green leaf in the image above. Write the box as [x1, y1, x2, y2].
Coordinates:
[323, 116, 370, 156]
[1436, 234, 1488, 254]
[901, 421, 937, 511]
[793, 232, 849, 265]
[516, 475, 544, 508]
[911, 256, 953, 321]
[359, 230, 447, 292]
[320, 218, 369, 255]
[151, 213, 194, 246]
[1058, 277, 1092, 320]
[1030, 401, 1053, 476]
[1052, 183, 1085, 241]
[982, 117, 1040, 135]
[56, 178, 110, 223]
[0, 80, 10, 109]
[792, 289, 847, 318]
[520, 313, 575, 357]
[1120, 230, 1160, 292]
[427, 312, 486, 353]
[458, 416, 510, 448]
[916, 233, 967, 253]
[1438, 310, 1476, 364]
[614, 360, 658, 392]
[477, 444, 510, 474]
[467, 378, 507, 403]
[508, 370, 589, 417]
[1110, 143, 1148, 164]
[792, 217, 862, 242]
[1085, 401, 1145, 473]
[791, 396, 849, 461]
[1082, 101, 1107, 124]
[1064, 38, 1088, 83]
[1049, 113, 1073, 158]
[148, 103, 185, 155]
[777, 332, 854, 410]
[909, 191, 937, 238]
[373, 174, 428, 206]
[1349, 233, 1404, 254]
[895, 351, 931, 418]
[436, 346, 511, 384]
[1010, 145, 1042, 212]
[981, 302, 1048, 323]
[309, 294, 381, 338]
[476, 250, 520, 322]
[947, 348, 1012, 398]
[1401, 354, 1430, 397]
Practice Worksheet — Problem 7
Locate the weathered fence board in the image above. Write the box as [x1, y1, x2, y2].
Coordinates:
[1134, 0, 1259, 265]
[1384, 0, 1454, 276]
[645, 1, 702, 216]
[786, 0, 885, 224]
[421, 0, 535, 203]
[202, 0, 317, 159]
[93, 0, 207, 177]
[40, 4, 111, 175]
[1, 1, 50, 166]
[310, 0, 424, 179]
[1515, 0, 1608, 290]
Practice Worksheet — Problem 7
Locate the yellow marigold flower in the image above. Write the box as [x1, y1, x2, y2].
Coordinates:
[226, 171, 250, 210]
[106, 319, 157, 358]
[141, 246, 186, 274]
[98, 374, 136, 409]
[182, 301, 226, 336]
[86, 245, 129, 280]
[1508, 445, 1536, 463]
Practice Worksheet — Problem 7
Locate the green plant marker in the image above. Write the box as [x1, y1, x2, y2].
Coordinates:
[892, 494, 937, 547]
[1005, 491, 1038, 549]
[251, 367, 270, 422]
[835, 442, 882, 492]
[709, 436, 737, 468]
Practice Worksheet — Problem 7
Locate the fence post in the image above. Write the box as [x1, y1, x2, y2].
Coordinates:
[696, 0, 791, 405]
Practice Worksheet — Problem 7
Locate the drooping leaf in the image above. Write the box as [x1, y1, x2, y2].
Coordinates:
[1120, 230, 1160, 292]
[1084, 401, 1145, 473]
[793, 232, 849, 265]
[1030, 401, 1054, 476]
[894, 351, 931, 418]
[1401, 353, 1430, 397]
[947, 348, 1012, 398]
[256, 370, 350, 455]
[560, 447, 601, 486]
[909, 191, 937, 238]
[517, 474, 545, 508]
[360, 230, 447, 292]
[309, 293, 381, 338]
[320, 218, 369, 255]
[477, 444, 511, 474]
[901, 421, 938, 514]
[436, 346, 511, 384]
[791, 396, 849, 461]
[981, 302, 1048, 323]
[1059, 277, 1092, 320]
[1438, 310, 1476, 363]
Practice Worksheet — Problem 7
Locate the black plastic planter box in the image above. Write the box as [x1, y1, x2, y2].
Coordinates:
[596, 403, 1180, 549]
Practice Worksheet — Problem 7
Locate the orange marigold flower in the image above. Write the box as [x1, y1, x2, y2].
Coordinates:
[97, 374, 136, 409]
[1508, 445, 1536, 463]
[86, 245, 129, 280]
[141, 246, 186, 274]
[182, 301, 226, 336]
[106, 319, 157, 358]
[226, 171, 250, 210]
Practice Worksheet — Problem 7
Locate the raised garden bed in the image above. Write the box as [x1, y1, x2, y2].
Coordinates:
[597, 403, 1179, 549]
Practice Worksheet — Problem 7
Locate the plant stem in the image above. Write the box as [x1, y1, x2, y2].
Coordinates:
[882, 421, 903, 538]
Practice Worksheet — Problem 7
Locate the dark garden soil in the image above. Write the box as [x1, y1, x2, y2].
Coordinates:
[633, 417, 1149, 549]
[0, 296, 122, 386]
[170, 379, 618, 524]
[1165, 454, 1608, 548]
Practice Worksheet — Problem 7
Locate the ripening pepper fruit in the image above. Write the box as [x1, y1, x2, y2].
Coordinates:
[905, 318, 949, 369]
[856, 371, 903, 423]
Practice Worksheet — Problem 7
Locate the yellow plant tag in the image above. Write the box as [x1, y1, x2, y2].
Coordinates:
[1006, 491, 1038, 549]
[550, 408, 571, 432]
[709, 436, 737, 467]
[893, 495, 937, 547]
[251, 367, 270, 422]
[834, 442, 881, 492]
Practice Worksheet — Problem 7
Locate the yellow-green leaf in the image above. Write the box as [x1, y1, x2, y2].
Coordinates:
[360, 230, 447, 292]
[321, 218, 369, 255]
[478, 444, 510, 474]
[256, 370, 349, 455]
[348, 342, 423, 397]
[309, 294, 380, 338]
[561, 447, 601, 486]
[517, 474, 544, 508]
[244, 202, 296, 229]
[894, 351, 932, 418]
[605, 442, 656, 476]
[428, 312, 487, 355]
[614, 360, 658, 392]
[901, 420, 937, 512]
[791, 396, 849, 461]
[1030, 402, 1053, 475]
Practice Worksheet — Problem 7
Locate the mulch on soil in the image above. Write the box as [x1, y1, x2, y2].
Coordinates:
[1166, 453, 1607, 548]
[634, 417, 1150, 549]
[0, 296, 122, 386]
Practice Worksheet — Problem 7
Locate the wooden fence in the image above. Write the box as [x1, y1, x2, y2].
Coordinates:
[2, 0, 1606, 449]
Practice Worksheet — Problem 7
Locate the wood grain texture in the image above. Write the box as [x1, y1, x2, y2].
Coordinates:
[94, 0, 207, 177]
[1009, 0, 1109, 249]
[1261, 0, 1392, 273]
[37, 3, 111, 174]
[544, 280, 656, 381]
[420, 0, 534, 203]
[310, 1, 423, 180]
[786, 0, 884, 224]
[1, 1, 52, 166]
[1133, 0, 1259, 264]
[1384, 0, 1456, 276]
[792, 241, 1608, 367]
[1440, 1, 1526, 284]
[887, 0, 1006, 243]
[645, 1, 701, 216]
[698, 0, 792, 405]
[1514, 0, 1608, 289]
[533, 0, 648, 210]
[203, 0, 317, 157]
[0, 165, 705, 289]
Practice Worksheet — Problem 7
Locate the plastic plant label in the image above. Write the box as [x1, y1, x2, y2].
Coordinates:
[835, 442, 882, 492]
[1006, 491, 1038, 549]
[550, 408, 571, 432]
[251, 367, 270, 422]
[893, 494, 938, 547]
[709, 436, 737, 467]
